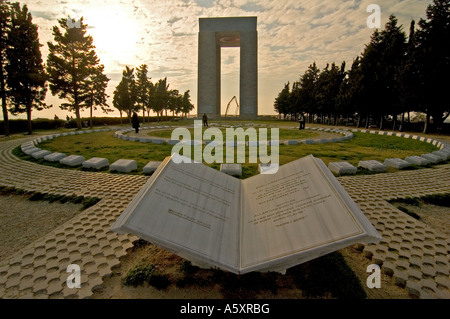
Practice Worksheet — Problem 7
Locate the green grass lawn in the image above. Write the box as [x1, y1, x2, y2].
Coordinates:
[17, 122, 440, 178]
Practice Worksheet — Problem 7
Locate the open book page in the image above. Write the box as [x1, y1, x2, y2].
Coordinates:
[112, 156, 242, 271]
[240, 155, 370, 271]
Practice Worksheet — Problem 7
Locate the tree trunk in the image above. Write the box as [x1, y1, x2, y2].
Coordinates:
[379, 115, 384, 130]
[90, 104, 93, 129]
[26, 105, 32, 135]
[0, 62, 9, 136]
[119, 111, 123, 125]
[399, 112, 405, 132]
[392, 113, 397, 131]
[74, 105, 82, 130]
[423, 113, 430, 134]
[142, 108, 145, 123]
[365, 113, 369, 129]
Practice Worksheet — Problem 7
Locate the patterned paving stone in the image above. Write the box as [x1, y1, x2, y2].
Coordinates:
[0, 135, 449, 299]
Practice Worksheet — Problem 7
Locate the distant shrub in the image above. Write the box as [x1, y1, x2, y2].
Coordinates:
[123, 264, 154, 287]
[148, 273, 171, 290]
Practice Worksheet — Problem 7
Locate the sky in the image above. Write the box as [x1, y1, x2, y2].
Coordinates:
[18, 0, 433, 120]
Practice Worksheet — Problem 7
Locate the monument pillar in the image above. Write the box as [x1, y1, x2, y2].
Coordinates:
[197, 17, 258, 119]
[197, 31, 220, 118]
[239, 31, 258, 119]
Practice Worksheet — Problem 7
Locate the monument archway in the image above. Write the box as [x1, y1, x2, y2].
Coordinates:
[197, 17, 258, 119]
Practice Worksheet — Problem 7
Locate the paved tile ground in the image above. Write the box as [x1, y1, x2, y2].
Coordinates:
[0, 135, 449, 299]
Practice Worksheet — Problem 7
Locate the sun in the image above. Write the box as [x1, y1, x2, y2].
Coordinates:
[83, 6, 141, 63]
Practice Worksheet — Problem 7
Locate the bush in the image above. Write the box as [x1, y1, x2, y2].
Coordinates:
[123, 264, 154, 287]
[148, 274, 171, 290]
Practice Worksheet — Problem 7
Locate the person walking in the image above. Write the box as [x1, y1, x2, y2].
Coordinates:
[132, 112, 140, 133]
[202, 113, 208, 127]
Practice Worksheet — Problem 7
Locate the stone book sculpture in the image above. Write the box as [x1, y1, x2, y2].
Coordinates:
[112, 154, 381, 274]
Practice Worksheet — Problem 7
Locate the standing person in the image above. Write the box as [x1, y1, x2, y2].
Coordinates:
[132, 112, 140, 133]
[299, 113, 306, 130]
[202, 113, 208, 127]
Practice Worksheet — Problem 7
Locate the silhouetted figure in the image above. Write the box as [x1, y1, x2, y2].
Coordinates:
[299, 113, 306, 130]
[132, 112, 140, 133]
[202, 113, 208, 127]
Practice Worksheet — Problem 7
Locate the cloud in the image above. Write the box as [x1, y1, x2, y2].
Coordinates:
[21, 0, 435, 118]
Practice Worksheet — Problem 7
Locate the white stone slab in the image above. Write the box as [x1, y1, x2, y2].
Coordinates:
[31, 150, 52, 159]
[432, 150, 449, 161]
[328, 162, 357, 175]
[358, 160, 387, 172]
[421, 153, 442, 163]
[23, 146, 41, 155]
[110, 159, 138, 173]
[44, 152, 66, 162]
[152, 138, 166, 144]
[60, 155, 85, 166]
[220, 163, 242, 177]
[139, 137, 152, 143]
[82, 157, 109, 170]
[405, 155, 429, 166]
[168, 139, 180, 145]
[284, 140, 299, 145]
[383, 158, 411, 169]
[143, 161, 163, 174]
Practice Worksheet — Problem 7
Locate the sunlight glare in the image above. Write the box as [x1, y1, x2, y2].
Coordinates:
[84, 7, 141, 63]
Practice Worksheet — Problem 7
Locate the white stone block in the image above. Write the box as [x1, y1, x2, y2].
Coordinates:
[168, 139, 180, 145]
[23, 146, 41, 155]
[31, 150, 52, 159]
[432, 150, 449, 161]
[284, 140, 298, 145]
[383, 158, 411, 169]
[421, 153, 442, 163]
[358, 160, 387, 172]
[60, 155, 85, 167]
[143, 161, 162, 174]
[44, 152, 66, 162]
[152, 138, 166, 144]
[139, 137, 152, 143]
[110, 159, 138, 173]
[405, 156, 429, 166]
[220, 163, 242, 177]
[82, 157, 109, 170]
[328, 161, 357, 175]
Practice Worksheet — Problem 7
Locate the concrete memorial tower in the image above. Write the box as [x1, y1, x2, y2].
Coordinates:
[197, 17, 258, 119]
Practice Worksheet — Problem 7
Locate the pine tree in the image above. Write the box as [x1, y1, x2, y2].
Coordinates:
[298, 62, 320, 123]
[85, 64, 110, 128]
[415, 0, 450, 133]
[113, 66, 137, 123]
[0, 0, 10, 136]
[6, 3, 48, 135]
[181, 90, 194, 118]
[274, 82, 290, 120]
[153, 77, 169, 122]
[47, 17, 104, 130]
[135, 64, 151, 122]
[360, 15, 407, 130]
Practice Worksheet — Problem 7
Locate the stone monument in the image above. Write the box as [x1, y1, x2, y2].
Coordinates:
[197, 17, 258, 119]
